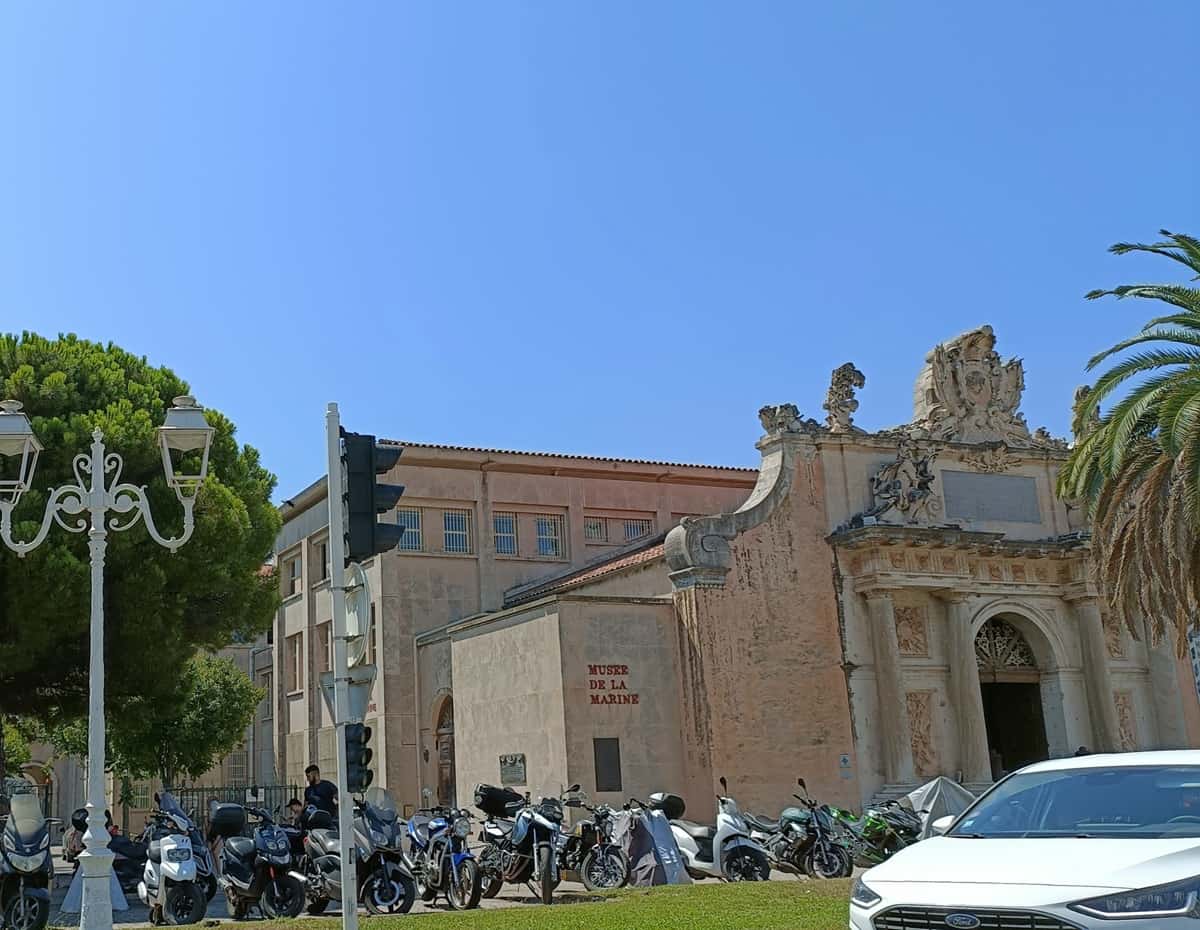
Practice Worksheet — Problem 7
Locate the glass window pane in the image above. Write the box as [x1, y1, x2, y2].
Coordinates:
[396, 508, 423, 551]
[593, 738, 622, 793]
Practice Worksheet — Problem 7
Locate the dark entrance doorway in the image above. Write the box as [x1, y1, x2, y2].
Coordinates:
[980, 682, 1049, 775]
[435, 697, 455, 807]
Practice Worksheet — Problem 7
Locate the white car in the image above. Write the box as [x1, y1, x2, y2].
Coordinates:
[850, 750, 1200, 929]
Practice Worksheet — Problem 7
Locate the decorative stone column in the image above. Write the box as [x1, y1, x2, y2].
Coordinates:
[1070, 596, 1121, 752]
[940, 595, 991, 783]
[864, 591, 916, 786]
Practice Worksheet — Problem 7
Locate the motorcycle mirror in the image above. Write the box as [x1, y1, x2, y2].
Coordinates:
[568, 784, 581, 793]
[719, 776, 728, 793]
[797, 777, 807, 792]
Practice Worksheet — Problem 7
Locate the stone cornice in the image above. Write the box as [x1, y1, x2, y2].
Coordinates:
[828, 523, 1091, 555]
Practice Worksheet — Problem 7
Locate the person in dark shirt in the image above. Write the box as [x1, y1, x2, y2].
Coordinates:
[304, 765, 338, 816]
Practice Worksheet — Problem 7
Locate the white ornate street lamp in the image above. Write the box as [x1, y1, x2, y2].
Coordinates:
[0, 396, 213, 930]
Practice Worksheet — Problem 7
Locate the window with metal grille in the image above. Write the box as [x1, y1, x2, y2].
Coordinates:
[128, 783, 152, 810]
[396, 508, 423, 551]
[227, 750, 248, 787]
[286, 633, 304, 693]
[584, 517, 607, 542]
[624, 518, 653, 541]
[593, 738, 622, 793]
[493, 512, 518, 555]
[536, 514, 565, 557]
[443, 509, 472, 554]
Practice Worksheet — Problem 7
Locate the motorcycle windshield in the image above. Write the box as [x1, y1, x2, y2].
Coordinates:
[364, 788, 398, 823]
[5, 793, 46, 846]
[157, 792, 194, 831]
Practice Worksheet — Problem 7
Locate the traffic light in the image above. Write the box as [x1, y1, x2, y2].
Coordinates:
[345, 722, 374, 793]
[342, 431, 405, 565]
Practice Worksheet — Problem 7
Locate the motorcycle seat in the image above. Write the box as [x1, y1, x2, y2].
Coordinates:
[744, 813, 781, 833]
[307, 828, 340, 856]
[225, 836, 256, 861]
[671, 820, 717, 842]
[147, 840, 162, 863]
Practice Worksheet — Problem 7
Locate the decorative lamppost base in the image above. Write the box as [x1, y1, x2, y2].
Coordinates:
[77, 845, 117, 930]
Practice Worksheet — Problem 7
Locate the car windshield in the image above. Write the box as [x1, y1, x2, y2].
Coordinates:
[951, 765, 1200, 839]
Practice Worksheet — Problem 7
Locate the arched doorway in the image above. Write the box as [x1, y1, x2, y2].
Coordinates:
[435, 697, 455, 807]
[976, 617, 1049, 776]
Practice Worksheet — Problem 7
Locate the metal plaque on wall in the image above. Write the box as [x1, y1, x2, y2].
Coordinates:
[499, 753, 526, 787]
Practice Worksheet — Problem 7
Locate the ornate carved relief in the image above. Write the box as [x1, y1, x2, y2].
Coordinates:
[962, 443, 1020, 473]
[1114, 691, 1137, 751]
[976, 618, 1037, 675]
[1103, 609, 1125, 659]
[1010, 563, 1026, 582]
[906, 691, 938, 777]
[859, 440, 942, 525]
[823, 363, 865, 433]
[895, 606, 929, 657]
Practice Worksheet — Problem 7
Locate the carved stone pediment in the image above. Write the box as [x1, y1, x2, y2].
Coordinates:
[856, 439, 942, 526]
[912, 325, 1038, 446]
[961, 443, 1019, 474]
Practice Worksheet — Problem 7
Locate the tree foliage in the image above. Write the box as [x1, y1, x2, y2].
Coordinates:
[1, 719, 31, 777]
[0, 333, 281, 723]
[1058, 231, 1200, 652]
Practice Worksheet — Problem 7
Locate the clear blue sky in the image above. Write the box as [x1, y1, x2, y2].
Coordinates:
[3, 2, 1197, 498]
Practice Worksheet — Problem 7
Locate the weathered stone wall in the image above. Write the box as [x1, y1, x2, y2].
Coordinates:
[672, 459, 860, 814]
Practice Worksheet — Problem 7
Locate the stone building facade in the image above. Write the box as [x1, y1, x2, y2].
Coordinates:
[269, 325, 1200, 819]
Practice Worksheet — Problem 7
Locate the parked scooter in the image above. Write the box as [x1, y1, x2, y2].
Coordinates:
[210, 802, 305, 919]
[299, 789, 416, 916]
[404, 806, 481, 909]
[649, 778, 770, 882]
[557, 794, 629, 891]
[745, 779, 851, 879]
[136, 793, 206, 925]
[0, 792, 53, 930]
[474, 783, 578, 905]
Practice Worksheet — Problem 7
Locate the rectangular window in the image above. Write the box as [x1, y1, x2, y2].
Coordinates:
[396, 508, 423, 551]
[367, 604, 377, 666]
[317, 623, 332, 674]
[128, 783, 152, 810]
[493, 512, 518, 555]
[443, 509, 472, 554]
[536, 514, 565, 558]
[315, 541, 329, 582]
[286, 555, 302, 596]
[593, 738, 622, 793]
[624, 518, 653, 542]
[258, 673, 272, 720]
[286, 633, 304, 693]
[584, 517, 608, 542]
[227, 750, 248, 787]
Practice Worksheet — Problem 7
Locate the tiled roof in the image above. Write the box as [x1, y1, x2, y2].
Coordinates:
[504, 535, 667, 606]
[381, 439, 756, 473]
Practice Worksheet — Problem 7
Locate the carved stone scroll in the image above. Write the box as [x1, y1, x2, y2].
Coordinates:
[823, 362, 865, 433]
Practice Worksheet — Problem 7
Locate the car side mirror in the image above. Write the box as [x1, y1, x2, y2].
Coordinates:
[931, 815, 955, 836]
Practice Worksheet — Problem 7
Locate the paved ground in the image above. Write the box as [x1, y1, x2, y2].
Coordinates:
[47, 847, 805, 925]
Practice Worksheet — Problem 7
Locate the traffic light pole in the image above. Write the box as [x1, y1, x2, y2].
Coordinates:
[324, 403, 360, 930]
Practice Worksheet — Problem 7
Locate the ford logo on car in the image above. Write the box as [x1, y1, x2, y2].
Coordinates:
[944, 916, 980, 930]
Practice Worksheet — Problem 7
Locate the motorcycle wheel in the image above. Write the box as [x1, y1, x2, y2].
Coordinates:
[480, 870, 503, 899]
[305, 896, 330, 916]
[261, 876, 305, 920]
[203, 874, 218, 902]
[538, 845, 555, 905]
[804, 843, 851, 880]
[445, 859, 482, 910]
[2, 892, 49, 930]
[362, 867, 416, 916]
[163, 883, 206, 925]
[723, 847, 770, 882]
[580, 846, 629, 891]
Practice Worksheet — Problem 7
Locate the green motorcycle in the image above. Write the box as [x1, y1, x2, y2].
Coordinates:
[825, 805, 907, 867]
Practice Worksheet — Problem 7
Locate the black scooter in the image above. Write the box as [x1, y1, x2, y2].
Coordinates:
[0, 792, 53, 930]
[210, 803, 305, 919]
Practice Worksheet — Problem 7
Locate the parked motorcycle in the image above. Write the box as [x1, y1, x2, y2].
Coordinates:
[474, 783, 578, 905]
[557, 794, 629, 891]
[299, 790, 416, 916]
[745, 778, 852, 879]
[0, 792, 53, 930]
[135, 793, 207, 926]
[827, 801, 909, 867]
[649, 777, 770, 882]
[210, 802, 305, 920]
[404, 806, 481, 909]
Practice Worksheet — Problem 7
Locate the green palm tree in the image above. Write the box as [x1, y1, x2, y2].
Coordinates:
[1059, 230, 1200, 653]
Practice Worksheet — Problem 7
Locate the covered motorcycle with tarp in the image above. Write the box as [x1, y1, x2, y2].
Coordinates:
[609, 805, 690, 887]
[900, 777, 976, 838]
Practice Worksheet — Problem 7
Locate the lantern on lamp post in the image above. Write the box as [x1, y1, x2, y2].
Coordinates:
[0, 395, 214, 930]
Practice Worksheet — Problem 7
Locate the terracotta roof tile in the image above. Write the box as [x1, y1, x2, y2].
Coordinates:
[381, 439, 756, 473]
[504, 536, 666, 606]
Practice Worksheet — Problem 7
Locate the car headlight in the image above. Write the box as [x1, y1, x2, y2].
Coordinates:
[850, 876, 882, 909]
[453, 817, 471, 840]
[1071, 877, 1200, 919]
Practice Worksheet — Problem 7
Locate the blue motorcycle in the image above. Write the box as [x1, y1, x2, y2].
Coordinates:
[403, 807, 481, 910]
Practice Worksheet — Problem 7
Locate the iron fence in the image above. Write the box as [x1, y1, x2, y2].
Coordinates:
[173, 784, 301, 836]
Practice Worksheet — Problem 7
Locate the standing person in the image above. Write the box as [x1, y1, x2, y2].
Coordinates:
[304, 765, 338, 816]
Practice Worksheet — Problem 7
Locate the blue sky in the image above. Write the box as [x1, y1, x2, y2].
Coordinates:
[2, 2, 1197, 498]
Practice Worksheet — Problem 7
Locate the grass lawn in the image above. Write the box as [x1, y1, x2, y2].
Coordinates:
[252, 880, 853, 930]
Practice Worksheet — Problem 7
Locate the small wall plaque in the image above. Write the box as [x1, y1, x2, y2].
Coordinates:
[499, 753, 527, 787]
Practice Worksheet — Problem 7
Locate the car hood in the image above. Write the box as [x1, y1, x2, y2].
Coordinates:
[869, 836, 1200, 891]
